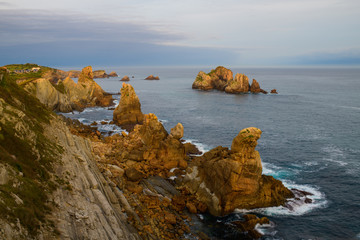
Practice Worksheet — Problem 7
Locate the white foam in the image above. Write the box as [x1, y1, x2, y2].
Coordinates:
[183, 139, 211, 155]
[322, 145, 348, 166]
[235, 181, 327, 216]
[254, 222, 277, 236]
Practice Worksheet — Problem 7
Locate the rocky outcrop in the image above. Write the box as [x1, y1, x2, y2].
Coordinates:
[67, 70, 81, 78]
[60, 66, 114, 110]
[120, 75, 130, 81]
[109, 71, 118, 77]
[192, 66, 233, 91]
[93, 70, 108, 78]
[24, 78, 73, 112]
[145, 75, 160, 80]
[193, 66, 271, 94]
[225, 73, 250, 93]
[113, 83, 144, 131]
[183, 127, 294, 216]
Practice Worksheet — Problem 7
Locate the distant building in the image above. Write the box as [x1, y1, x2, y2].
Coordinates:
[32, 67, 40, 72]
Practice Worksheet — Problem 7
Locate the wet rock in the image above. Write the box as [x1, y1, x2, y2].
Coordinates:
[270, 89, 278, 94]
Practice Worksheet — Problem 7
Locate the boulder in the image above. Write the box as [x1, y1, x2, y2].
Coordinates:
[120, 75, 130, 81]
[145, 75, 160, 80]
[225, 73, 249, 93]
[108, 71, 118, 77]
[170, 123, 184, 140]
[113, 83, 144, 131]
[183, 127, 294, 216]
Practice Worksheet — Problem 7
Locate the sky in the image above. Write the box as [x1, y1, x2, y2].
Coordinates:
[0, 0, 360, 67]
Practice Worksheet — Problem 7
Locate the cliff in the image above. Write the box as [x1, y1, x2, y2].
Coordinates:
[0, 69, 139, 239]
[192, 66, 269, 94]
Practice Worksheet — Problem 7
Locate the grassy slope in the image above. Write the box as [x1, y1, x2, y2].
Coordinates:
[0, 68, 61, 236]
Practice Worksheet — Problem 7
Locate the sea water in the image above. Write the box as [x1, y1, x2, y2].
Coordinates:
[61, 66, 360, 239]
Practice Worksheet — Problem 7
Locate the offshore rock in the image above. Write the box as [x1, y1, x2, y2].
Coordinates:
[271, 89, 278, 94]
[120, 75, 130, 81]
[183, 127, 294, 216]
[250, 79, 261, 93]
[192, 66, 233, 91]
[113, 83, 144, 131]
[93, 70, 108, 78]
[108, 71, 118, 77]
[225, 73, 250, 93]
[145, 75, 160, 80]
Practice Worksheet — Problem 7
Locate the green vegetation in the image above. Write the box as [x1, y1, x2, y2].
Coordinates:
[0, 69, 61, 236]
[4, 64, 52, 83]
[52, 81, 66, 94]
[195, 75, 204, 82]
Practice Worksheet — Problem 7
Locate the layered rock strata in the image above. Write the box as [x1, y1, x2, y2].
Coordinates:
[113, 83, 144, 131]
[183, 127, 294, 216]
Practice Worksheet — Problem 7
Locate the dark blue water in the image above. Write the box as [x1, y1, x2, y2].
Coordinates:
[62, 67, 360, 240]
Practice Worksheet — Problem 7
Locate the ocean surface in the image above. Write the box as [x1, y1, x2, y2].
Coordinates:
[61, 67, 360, 240]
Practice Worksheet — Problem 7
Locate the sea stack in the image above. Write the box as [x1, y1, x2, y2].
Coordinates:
[113, 83, 144, 131]
[183, 127, 294, 216]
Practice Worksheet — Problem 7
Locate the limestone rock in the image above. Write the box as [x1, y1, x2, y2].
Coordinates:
[120, 76, 130, 81]
[108, 71, 118, 77]
[113, 83, 144, 131]
[93, 70, 108, 78]
[170, 123, 184, 140]
[225, 73, 250, 93]
[145, 75, 160, 80]
[192, 66, 233, 91]
[183, 127, 294, 216]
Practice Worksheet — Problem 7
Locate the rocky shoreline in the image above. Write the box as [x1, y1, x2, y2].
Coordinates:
[0, 65, 305, 239]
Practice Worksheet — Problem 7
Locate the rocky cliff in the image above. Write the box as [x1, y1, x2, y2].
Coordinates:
[0, 69, 139, 239]
[24, 66, 114, 113]
[193, 66, 269, 94]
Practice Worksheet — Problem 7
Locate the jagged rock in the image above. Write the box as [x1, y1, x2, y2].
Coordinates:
[120, 75, 130, 81]
[60, 66, 114, 111]
[184, 142, 202, 155]
[108, 71, 118, 77]
[183, 127, 294, 216]
[192, 66, 233, 91]
[250, 79, 261, 93]
[145, 75, 160, 80]
[271, 89, 278, 94]
[170, 123, 184, 140]
[113, 83, 144, 131]
[225, 73, 250, 93]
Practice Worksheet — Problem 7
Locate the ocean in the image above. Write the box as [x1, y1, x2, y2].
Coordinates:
[61, 66, 360, 240]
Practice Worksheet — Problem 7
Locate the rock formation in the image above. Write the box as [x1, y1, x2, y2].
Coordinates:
[183, 127, 294, 216]
[271, 89, 278, 94]
[108, 71, 118, 77]
[93, 70, 108, 78]
[120, 75, 130, 81]
[145, 75, 160, 80]
[193, 66, 271, 94]
[113, 83, 144, 131]
[225, 73, 250, 93]
[67, 70, 81, 78]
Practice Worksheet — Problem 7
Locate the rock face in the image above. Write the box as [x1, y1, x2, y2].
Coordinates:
[120, 75, 130, 81]
[145, 75, 160, 80]
[67, 70, 81, 78]
[61, 66, 114, 110]
[183, 127, 294, 216]
[192, 66, 271, 94]
[192, 66, 233, 91]
[113, 83, 144, 131]
[225, 73, 250, 93]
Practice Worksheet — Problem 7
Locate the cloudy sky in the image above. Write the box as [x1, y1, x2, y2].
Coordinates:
[1, 0, 359, 67]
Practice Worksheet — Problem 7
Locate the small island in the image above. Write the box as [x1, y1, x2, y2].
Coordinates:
[192, 66, 272, 94]
[145, 75, 160, 80]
